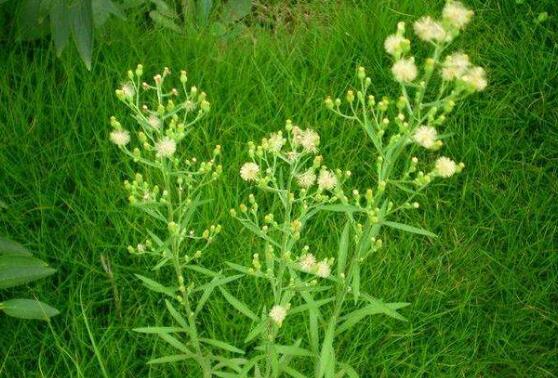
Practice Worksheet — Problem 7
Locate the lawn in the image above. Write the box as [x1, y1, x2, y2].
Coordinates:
[1, 0, 557, 376]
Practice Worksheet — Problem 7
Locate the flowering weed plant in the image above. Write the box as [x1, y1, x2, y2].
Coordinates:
[110, 66, 245, 377]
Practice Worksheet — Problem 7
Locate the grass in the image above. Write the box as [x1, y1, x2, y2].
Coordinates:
[1, 0, 557, 376]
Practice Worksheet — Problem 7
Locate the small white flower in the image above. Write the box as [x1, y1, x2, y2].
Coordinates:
[110, 130, 130, 146]
[435, 157, 457, 178]
[441, 52, 470, 81]
[296, 169, 317, 189]
[240, 162, 260, 182]
[317, 170, 337, 191]
[298, 253, 316, 272]
[155, 137, 177, 158]
[384, 34, 408, 56]
[391, 58, 418, 83]
[413, 126, 438, 149]
[461, 66, 487, 92]
[414, 16, 447, 42]
[443, 1, 474, 30]
[148, 115, 161, 129]
[269, 305, 287, 326]
[121, 82, 135, 99]
[315, 260, 331, 278]
[268, 132, 286, 153]
[294, 128, 320, 153]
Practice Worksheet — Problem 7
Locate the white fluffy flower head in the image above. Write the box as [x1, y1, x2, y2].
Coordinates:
[267, 132, 286, 153]
[317, 170, 337, 191]
[155, 137, 177, 158]
[442, 52, 470, 81]
[269, 305, 287, 326]
[293, 128, 320, 153]
[110, 130, 130, 146]
[121, 82, 135, 99]
[384, 34, 409, 56]
[240, 162, 260, 182]
[391, 58, 418, 83]
[414, 16, 447, 42]
[315, 260, 331, 278]
[461, 66, 487, 92]
[414, 126, 438, 149]
[299, 253, 316, 272]
[443, 1, 474, 30]
[148, 115, 162, 129]
[296, 169, 317, 189]
[435, 157, 457, 178]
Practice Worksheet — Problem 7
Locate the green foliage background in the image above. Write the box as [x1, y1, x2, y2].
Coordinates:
[0, 0, 557, 376]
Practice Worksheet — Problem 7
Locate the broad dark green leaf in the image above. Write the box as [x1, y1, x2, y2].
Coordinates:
[1, 298, 59, 320]
[50, 0, 71, 55]
[222, 0, 251, 23]
[70, 0, 94, 69]
[0, 255, 56, 289]
[0, 238, 32, 256]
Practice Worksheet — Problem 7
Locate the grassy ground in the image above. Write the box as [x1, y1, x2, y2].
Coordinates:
[1, 0, 557, 376]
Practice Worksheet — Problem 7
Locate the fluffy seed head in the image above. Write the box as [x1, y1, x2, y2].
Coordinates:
[121, 82, 135, 99]
[110, 130, 130, 146]
[435, 157, 457, 177]
[293, 128, 320, 153]
[269, 305, 287, 326]
[384, 34, 408, 56]
[442, 52, 470, 81]
[268, 132, 286, 153]
[155, 137, 177, 158]
[414, 16, 447, 42]
[413, 126, 438, 149]
[299, 253, 316, 272]
[296, 169, 317, 189]
[317, 170, 337, 191]
[148, 115, 162, 129]
[240, 162, 260, 182]
[461, 66, 487, 92]
[443, 1, 474, 29]
[315, 260, 331, 278]
[391, 58, 418, 83]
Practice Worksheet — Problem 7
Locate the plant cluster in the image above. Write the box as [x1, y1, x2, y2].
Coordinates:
[108, 1, 486, 376]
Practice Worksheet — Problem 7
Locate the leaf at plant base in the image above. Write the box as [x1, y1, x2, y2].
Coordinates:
[199, 338, 244, 354]
[134, 274, 176, 298]
[70, 0, 94, 70]
[149, 10, 181, 33]
[0, 255, 56, 289]
[0, 238, 32, 256]
[222, 0, 251, 23]
[50, 0, 71, 56]
[92, 0, 125, 27]
[147, 354, 190, 364]
[1, 298, 59, 320]
[382, 221, 437, 238]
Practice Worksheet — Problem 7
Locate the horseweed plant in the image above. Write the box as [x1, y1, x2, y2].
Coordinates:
[230, 121, 355, 376]
[110, 66, 245, 377]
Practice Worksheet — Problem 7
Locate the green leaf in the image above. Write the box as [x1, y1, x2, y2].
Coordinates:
[337, 222, 350, 276]
[336, 300, 408, 335]
[318, 321, 336, 378]
[218, 287, 258, 321]
[199, 338, 244, 354]
[158, 333, 191, 354]
[0, 255, 56, 289]
[134, 274, 176, 298]
[319, 204, 362, 213]
[244, 319, 266, 343]
[165, 300, 188, 328]
[92, 0, 125, 27]
[70, 0, 94, 70]
[382, 221, 437, 238]
[337, 362, 359, 378]
[0, 238, 32, 256]
[133, 326, 188, 334]
[222, 0, 251, 23]
[147, 354, 190, 364]
[238, 218, 281, 248]
[184, 264, 219, 277]
[1, 298, 59, 320]
[149, 10, 181, 33]
[289, 297, 334, 316]
[283, 366, 307, 378]
[225, 262, 263, 277]
[50, 0, 71, 56]
[195, 274, 242, 315]
[197, 0, 213, 24]
[273, 344, 313, 357]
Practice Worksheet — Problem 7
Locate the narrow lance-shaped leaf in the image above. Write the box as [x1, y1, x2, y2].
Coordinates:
[71, 0, 94, 70]
[382, 220, 437, 238]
